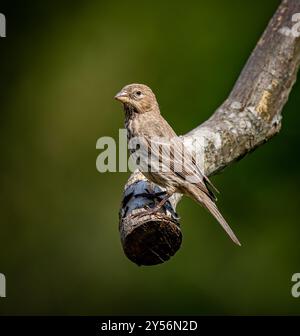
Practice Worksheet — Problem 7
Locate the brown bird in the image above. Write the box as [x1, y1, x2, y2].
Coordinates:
[115, 83, 240, 246]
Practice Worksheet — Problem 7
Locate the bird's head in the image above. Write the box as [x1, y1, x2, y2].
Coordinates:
[114, 83, 159, 113]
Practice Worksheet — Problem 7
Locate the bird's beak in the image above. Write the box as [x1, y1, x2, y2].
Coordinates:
[114, 91, 128, 102]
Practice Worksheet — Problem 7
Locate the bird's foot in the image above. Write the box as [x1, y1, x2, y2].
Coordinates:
[130, 193, 172, 220]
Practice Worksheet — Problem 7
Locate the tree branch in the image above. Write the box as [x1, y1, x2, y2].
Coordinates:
[119, 0, 300, 266]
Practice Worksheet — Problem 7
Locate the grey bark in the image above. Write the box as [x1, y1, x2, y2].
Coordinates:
[119, 0, 300, 266]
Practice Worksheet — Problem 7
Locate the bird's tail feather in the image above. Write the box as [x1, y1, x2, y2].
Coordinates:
[192, 190, 241, 246]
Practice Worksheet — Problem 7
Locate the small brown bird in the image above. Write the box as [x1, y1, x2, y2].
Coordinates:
[115, 83, 240, 246]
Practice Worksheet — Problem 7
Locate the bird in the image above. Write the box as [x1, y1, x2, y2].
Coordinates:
[115, 83, 241, 246]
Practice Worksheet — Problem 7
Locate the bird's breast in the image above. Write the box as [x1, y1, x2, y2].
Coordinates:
[125, 117, 138, 140]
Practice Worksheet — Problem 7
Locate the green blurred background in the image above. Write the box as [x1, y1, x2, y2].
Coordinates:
[0, 0, 300, 315]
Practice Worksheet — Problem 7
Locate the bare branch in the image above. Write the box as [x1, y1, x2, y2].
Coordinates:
[119, 0, 300, 266]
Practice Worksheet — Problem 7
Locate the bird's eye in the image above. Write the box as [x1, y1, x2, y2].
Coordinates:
[135, 91, 142, 96]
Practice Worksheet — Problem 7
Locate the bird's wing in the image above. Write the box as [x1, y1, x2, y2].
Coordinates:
[142, 135, 217, 201]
